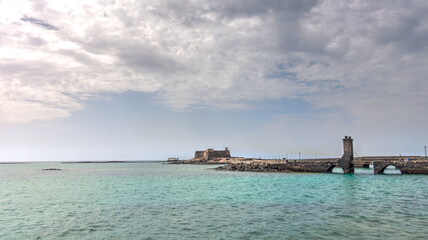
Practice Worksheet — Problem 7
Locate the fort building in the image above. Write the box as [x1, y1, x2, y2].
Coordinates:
[194, 147, 231, 161]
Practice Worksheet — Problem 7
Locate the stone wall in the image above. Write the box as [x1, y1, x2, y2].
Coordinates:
[194, 151, 206, 159]
[207, 149, 231, 159]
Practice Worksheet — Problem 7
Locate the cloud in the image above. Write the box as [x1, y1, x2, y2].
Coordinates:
[0, 0, 427, 127]
[21, 16, 58, 30]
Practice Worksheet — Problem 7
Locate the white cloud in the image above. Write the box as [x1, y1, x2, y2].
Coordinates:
[0, 0, 427, 127]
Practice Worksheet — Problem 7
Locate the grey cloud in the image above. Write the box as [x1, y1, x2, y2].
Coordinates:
[209, 0, 318, 19]
[27, 36, 47, 46]
[373, 12, 428, 52]
[56, 49, 96, 65]
[0, 63, 29, 75]
[21, 16, 58, 30]
[29, 0, 48, 12]
[117, 44, 182, 73]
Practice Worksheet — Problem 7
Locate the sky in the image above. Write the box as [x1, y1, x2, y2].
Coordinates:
[1, 0, 428, 161]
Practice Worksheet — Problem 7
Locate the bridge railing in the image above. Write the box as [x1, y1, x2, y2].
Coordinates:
[355, 156, 424, 162]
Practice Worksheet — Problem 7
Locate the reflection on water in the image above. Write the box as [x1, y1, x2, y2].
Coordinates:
[383, 165, 402, 175]
[333, 168, 374, 174]
[333, 167, 401, 175]
[332, 167, 345, 174]
[355, 167, 374, 174]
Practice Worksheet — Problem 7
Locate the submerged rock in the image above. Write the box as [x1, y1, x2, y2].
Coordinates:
[42, 168, 61, 171]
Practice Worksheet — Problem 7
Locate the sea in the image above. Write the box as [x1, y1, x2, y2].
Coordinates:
[1, 162, 427, 240]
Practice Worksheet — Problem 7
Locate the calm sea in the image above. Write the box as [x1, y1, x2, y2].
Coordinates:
[1, 162, 427, 239]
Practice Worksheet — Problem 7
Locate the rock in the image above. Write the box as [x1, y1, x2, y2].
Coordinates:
[215, 162, 295, 173]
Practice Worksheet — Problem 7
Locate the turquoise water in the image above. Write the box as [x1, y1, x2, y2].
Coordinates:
[1, 162, 427, 239]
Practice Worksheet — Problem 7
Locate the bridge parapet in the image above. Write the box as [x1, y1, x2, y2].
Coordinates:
[357, 156, 423, 162]
[288, 158, 339, 163]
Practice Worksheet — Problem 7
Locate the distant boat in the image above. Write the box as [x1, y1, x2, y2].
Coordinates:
[168, 158, 179, 161]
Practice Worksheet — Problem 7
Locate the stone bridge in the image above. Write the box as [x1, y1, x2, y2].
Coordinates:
[279, 136, 428, 174]
[372, 160, 428, 174]
[281, 136, 355, 173]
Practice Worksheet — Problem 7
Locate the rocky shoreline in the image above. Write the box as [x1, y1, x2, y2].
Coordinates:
[168, 158, 301, 173]
[216, 162, 295, 173]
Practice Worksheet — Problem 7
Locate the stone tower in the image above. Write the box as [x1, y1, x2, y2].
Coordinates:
[337, 136, 354, 173]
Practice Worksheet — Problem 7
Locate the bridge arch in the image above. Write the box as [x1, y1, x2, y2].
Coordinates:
[375, 164, 402, 174]
[327, 165, 345, 174]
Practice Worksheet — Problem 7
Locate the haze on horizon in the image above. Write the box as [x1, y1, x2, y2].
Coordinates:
[1, 0, 427, 161]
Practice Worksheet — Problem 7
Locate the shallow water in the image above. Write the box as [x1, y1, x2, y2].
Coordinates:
[1, 162, 427, 239]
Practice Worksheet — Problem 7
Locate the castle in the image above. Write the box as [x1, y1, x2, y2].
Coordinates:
[194, 147, 231, 161]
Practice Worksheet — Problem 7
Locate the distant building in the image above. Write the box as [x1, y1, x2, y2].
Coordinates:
[194, 147, 231, 161]
[167, 157, 179, 161]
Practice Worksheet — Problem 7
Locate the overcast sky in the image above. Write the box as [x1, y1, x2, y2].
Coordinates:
[1, 0, 427, 161]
